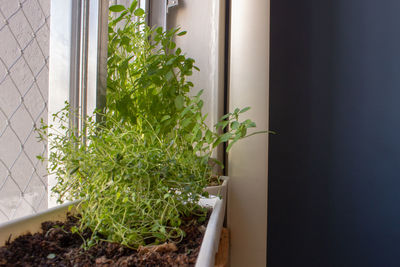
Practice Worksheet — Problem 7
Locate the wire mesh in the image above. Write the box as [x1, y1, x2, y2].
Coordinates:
[0, 0, 50, 223]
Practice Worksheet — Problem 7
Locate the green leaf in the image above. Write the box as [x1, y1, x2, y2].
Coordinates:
[181, 118, 191, 128]
[161, 115, 170, 122]
[129, 0, 138, 12]
[177, 31, 187, 36]
[69, 166, 79, 175]
[220, 113, 231, 120]
[156, 27, 163, 34]
[134, 8, 145, 16]
[109, 5, 125, 12]
[216, 120, 229, 129]
[226, 140, 237, 152]
[240, 127, 247, 137]
[166, 58, 175, 66]
[115, 10, 128, 24]
[219, 132, 232, 143]
[196, 89, 204, 97]
[214, 132, 232, 147]
[205, 130, 213, 143]
[198, 100, 204, 109]
[174, 95, 184, 110]
[121, 36, 130, 46]
[166, 71, 174, 81]
[169, 41, 176, 49]
[231, 121, 240, 130]
[239, 106, 251, 113]
[196, 130, 202, 140]
[244, 119, 254, 126]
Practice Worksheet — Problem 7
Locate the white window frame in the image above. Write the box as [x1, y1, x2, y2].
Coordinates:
[48, 0, 108, 207]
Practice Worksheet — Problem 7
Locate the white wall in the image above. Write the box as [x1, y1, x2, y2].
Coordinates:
[228, 1, 270, 266]
[167, 0, 226, 163]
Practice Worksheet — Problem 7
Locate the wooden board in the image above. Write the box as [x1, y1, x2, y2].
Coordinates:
[215, 228, 229, 267]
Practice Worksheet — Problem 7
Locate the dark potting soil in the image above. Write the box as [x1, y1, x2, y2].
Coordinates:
[0, 213, 210, 267]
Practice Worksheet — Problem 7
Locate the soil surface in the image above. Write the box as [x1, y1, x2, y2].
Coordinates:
[0, 213, 209, 267]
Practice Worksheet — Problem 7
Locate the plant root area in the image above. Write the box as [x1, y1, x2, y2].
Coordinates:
[0, 214, 209, 267]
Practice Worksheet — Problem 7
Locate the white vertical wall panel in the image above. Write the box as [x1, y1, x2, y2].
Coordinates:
[167, 0, 226, 161]
[167, 0, 225, 131]
[228, 0, 270, 266]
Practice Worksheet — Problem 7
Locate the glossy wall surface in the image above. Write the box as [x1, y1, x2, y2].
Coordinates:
[268, 1, 400, 266]
[228, 0, 269, 266]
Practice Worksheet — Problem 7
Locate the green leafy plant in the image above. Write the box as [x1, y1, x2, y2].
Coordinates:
[38, 107, 210, 247]
[37, 2, 264, 249]
[107, 1, 196, 137]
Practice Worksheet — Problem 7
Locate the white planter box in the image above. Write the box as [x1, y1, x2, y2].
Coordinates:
[0, 177, 229, 267]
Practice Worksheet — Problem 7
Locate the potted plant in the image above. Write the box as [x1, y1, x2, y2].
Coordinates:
[0, 2, 264, 266]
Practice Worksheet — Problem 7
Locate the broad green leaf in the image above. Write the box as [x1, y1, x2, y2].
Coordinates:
[220, 113, 231, 120]
[216, 120, 229, 129]
[240, 126, 247, 137]
[181, 118, 191, 128]
[196, 89, 204, 97]
[244, 119, 254, 126]
[121, 36, 130, 46]
[169, 41, 176, 49]
[219, 132, 232, 142]
[205, 130, 213, 143]
[156, 27, 163, 34]
[214, 132, 232, 147]
[109, 5, 125, 12]
[129, 0, 138, 12]
[134, 8, 145, 16]
[111, 10, 128, 25]
[198, 100, 203, 109]
[166, 58, 175, 66]
[161, 115, 170, 122]
[166, 70, 174, 81]
[174, 95, 184, 110]
[239, 106, 251, 113]
[231, 121, 240, 130]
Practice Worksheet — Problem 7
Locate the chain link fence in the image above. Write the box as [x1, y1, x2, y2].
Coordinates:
[0, 0, 50, 223]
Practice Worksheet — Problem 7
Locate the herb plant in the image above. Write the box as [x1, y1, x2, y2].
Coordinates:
[37, 1, 264, 249]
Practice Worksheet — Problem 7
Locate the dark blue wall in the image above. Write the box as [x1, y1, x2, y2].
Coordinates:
[268, 1, 400, 266]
